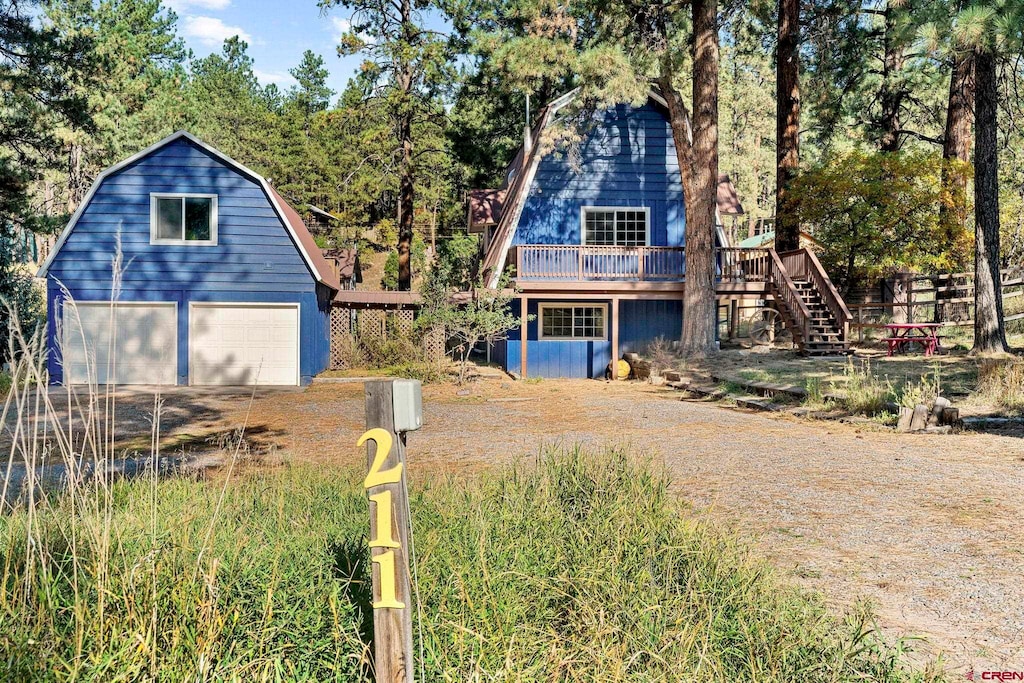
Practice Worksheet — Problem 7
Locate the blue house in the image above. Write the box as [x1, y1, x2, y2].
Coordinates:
[470, 91, 851, 378]
[38, 131, 340, 386]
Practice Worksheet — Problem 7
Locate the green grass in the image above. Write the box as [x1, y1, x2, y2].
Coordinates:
[0, 449, 943, 682]
[0, 371, 10, 396]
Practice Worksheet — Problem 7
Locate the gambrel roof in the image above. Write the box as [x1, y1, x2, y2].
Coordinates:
[37, 130, 340, 291]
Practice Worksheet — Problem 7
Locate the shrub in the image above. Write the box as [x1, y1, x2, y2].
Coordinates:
[643, 335, 679, 375]
[0, 270, 44, 365]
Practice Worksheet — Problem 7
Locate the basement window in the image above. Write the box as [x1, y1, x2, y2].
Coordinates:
[539, 304, 608, 341]
[150, 194, 218, 245]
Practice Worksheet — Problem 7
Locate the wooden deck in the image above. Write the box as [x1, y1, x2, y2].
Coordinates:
[513, 245, 773, 295]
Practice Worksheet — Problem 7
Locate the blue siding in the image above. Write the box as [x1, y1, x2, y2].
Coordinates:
[500, 298, 681, 379]
[46, 137, 330, 385]
[514, 103, 685, 248]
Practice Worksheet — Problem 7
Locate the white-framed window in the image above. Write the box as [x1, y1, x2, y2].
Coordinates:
[539, 303, 608, 341]
[150, 193, 218, 245]
[581, 207, 649, 247]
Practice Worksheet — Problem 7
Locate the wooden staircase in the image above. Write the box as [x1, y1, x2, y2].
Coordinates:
[791, 279, 850, 354]
[767, 248, 852, 355]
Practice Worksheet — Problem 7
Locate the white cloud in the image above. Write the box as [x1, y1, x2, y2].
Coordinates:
[330, 16, 351, 42]
[181, 16, 251, 46]
[254, 69, 296, 87]
[166, 0, 231, 11]
[329, 14, 376, 46]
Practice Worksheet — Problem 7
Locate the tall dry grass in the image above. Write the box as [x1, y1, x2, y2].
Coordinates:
[976, 358, 1024, 411]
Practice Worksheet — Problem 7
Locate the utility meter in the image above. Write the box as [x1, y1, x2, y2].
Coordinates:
[391, 379, 422, 432]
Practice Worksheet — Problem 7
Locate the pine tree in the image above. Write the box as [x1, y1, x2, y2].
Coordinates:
[948, 1, 1024, 354]
[1, 0, 94, 358]
[775, 0, 801, 252]
[319, 0, 453, 291]
[289, 50, 334, 118]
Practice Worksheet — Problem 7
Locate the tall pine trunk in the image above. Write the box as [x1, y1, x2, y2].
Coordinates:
[681, 0, 719, 356]
[397, 113, 414, 290]
[396, 0, 415, 291]
[972, 48, 1008, 354]
[877, 3, 906, 153]
[775, 0, 800, 253]
[940, 50, 973, 242]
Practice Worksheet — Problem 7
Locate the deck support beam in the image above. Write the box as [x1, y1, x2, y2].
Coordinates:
[610, 297, 620, 380]
[520, 294, 529, 378]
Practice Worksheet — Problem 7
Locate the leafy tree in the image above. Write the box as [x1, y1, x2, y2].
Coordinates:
[788, 149, 970, 290]
[417, 265, 525, 383]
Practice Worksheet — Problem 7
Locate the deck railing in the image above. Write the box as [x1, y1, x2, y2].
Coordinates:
[767, 249, 813, 346]
[718, 247, 770, 283]
[515, 245, 773, 283]
[515, 245, 686, 281]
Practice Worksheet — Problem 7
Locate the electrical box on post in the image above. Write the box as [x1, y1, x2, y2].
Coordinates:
[391, 379, 422, 433]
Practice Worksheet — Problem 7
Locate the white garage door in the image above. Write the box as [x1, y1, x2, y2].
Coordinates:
[189, 304, 299, 386]
[63, 302, 177, 385]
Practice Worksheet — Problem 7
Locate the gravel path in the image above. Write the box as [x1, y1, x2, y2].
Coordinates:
[11, 379, 1023, 672]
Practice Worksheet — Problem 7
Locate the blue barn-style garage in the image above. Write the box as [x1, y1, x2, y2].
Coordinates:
[38, 131, 340, 386]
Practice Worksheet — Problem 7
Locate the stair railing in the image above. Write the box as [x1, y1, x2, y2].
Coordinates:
[789, 248, 852, 343]
[767, 249, 813, 347]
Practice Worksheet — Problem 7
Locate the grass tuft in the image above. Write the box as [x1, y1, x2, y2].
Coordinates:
[841, 359, 894, 415]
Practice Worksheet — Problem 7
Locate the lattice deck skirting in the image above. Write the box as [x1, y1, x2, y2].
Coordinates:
[329, 306, 445, 370]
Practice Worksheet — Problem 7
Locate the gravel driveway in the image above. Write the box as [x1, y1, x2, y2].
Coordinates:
[9, 379, 1023, 672]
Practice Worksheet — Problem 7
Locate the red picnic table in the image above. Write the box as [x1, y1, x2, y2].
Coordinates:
[883, 323, 943, 356]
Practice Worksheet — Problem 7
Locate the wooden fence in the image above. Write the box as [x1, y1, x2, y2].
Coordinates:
[848, 267, 1024, 341]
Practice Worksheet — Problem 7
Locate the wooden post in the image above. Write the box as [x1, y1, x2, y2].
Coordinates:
[362, 381, 415, 683]
[520, 295, 529, 379]
[729, 298, 738, 340]
[611, 297, 620, 380]
[905, 273, 915, 324]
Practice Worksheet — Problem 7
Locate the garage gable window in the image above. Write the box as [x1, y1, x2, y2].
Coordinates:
[151, 194, 218, 245]
[539, 303, 607, 341]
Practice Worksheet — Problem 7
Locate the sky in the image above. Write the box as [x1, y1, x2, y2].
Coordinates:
[165, 0, 389, 98]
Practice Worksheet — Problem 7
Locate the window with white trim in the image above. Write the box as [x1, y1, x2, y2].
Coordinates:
[582, 207, 648, 246]
[539, 304, 607, 340]
[150, 194, 218, 245]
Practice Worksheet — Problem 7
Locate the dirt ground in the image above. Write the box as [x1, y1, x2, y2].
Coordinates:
[12, 377, 1024, 673]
